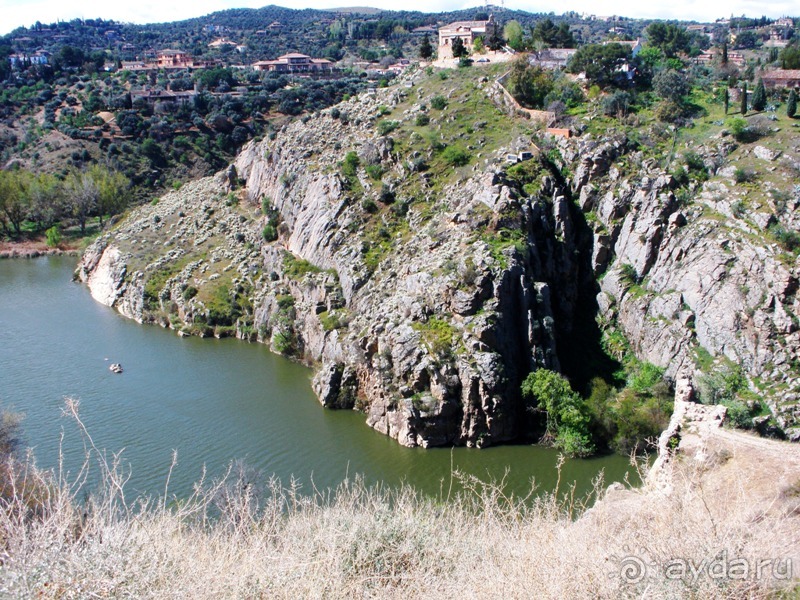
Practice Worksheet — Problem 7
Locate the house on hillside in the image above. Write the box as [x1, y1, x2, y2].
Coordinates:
[252, 53, 333, 74]
[438, 15, 495, 59]
[761, 70, 800, 90]
[157, 50, 194, 69]
[694, 49, 745, 66]
[603, 38, 642, 57]
[208, 38, 236, 49]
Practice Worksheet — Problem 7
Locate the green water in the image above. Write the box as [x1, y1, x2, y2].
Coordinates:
[0, 256, 635, 500]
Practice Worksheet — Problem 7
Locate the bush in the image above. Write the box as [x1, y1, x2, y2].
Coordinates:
[45, 226, 61, 248]
[376, 120, 399, 136]
[430, 95, 448, 110]
[733, 167, 756, 184]
[262, 224, 278, 242]
[415, 113, 430, 126]
[442, 145, 470, 167]
[521, 369, 595, 457]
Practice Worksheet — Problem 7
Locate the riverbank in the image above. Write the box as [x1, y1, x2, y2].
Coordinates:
[0, 392, 797, 598]
[0, 238, 79, 259]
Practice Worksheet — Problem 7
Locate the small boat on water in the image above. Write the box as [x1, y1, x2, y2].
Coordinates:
[109, 363, 123, 374]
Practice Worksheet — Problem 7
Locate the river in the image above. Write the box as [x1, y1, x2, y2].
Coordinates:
[0, 256, 636, 500]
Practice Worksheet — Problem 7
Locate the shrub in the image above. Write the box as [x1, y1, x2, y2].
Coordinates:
[415, 113, 430, 126]
[262, 224, 278, 242]
[442, 145, 470, 167]
[45, 226, 61, 248]
[365, 164, 384, 180]
[733, 167, 756, 184]
[430, 95, 447, 110]
[521, 369, 595, 457]
[341, 151, 360, 179]
[376, 120, 399, 136]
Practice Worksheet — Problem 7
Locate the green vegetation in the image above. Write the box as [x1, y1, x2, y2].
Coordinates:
[283, 253, 322, 279]
[441, 145, 470, 167]
[522, 369, 595, 457]
[412, 316, 458, 359]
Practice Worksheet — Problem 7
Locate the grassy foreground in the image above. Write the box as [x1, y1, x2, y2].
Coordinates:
[0, 400, 797, 598]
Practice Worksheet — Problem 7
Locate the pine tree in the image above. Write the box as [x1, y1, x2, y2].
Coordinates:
[741, 82, 748, 115]
[788, 90, 798, 119]
[751, 78, 766, 111]
[419, 34, 433, 60]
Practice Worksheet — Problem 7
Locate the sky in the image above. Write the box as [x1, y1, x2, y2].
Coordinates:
[0, 0, 796, 36]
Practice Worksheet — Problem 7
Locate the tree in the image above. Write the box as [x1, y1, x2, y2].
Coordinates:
[741, 81, 748, 115]
[504, 20, 524, 51]
[646, 22, 690, 58]
[0, 171, 30, 236]
[653, 69, 689, 104]
[521, 369, 595, 457]
[27, 173, 63, 232]
[419, 33, 433, 60]
[788, 89, 797, 118]
[66, 172, 99, 235]
[451, 36, 467, 59]
[781, 44, 800, 70]
[724, 87, 729, 115]
[506, 57, 554, 109]
[721, 41, 728, 65]
[89, 165, 129, 227]
[532, 19, 575, 49]
[485, 20, 503, 51]
[733, 30, 759, 50]
[751, 77, 766, 111]
[567, 43, 632, 89]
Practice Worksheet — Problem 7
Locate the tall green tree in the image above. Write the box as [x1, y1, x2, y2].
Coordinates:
[741, 81, 748, 114]
[506, 57, 554, 109]
[485, 20, 503, 51]
[788, 89, 797, 118]
[419, 33, 433, 60]
[521, 369, 595, 457]
[451, 36, 467, 58]
[0, 171, 30, 236]
[751, 77, 766, 111]
[89, 165, 130, 227]
[504, 20, 524, 51]
[646, 22, 690, 58]
[567, 43, 632, 89]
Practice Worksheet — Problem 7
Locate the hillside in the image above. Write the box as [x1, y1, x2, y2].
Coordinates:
[74, 53, 800, 451]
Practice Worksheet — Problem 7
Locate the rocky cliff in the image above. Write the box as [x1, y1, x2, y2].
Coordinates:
[562, 126, 800, 437]
[77, 69, 590, 447]
[76, 67, 800, 445]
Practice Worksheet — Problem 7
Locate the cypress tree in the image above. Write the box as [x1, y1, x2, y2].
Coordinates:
[419, 33, 433, 60]
[751, 78, 767, 111]
[722, 42, 728, 64]
[741, 82, 748, 115]
[788, 89, 797, 119]
[723, 88, 729, 114]
[451, 36, 467, 58]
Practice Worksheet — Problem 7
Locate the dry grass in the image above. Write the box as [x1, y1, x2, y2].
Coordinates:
[0, 399, 797, 599]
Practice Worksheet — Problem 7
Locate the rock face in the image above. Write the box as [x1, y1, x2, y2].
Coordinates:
[560, 132, 800, 433]
[77, 83, 586, 448]
[76, 78, 800, 446]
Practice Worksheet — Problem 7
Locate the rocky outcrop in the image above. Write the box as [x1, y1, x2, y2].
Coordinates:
[561, 131, 800, 432]
[77, 81, 587, 448]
